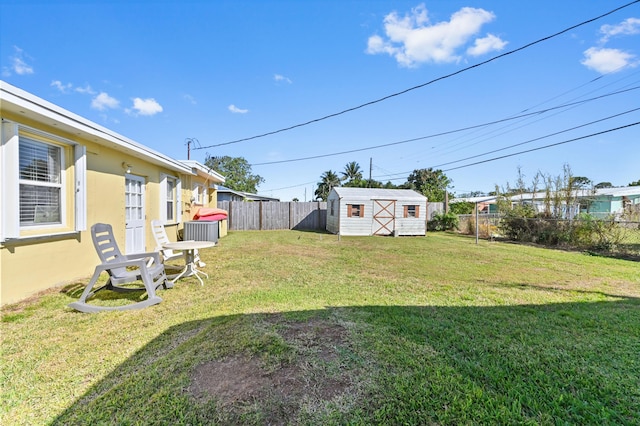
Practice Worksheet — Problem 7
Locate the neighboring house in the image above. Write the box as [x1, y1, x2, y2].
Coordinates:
[586, 186, 640, 219]
[326, 187, 427, 236]
[216, 185, 280, 202]
[0, 81, 224, 306]
[452, 186, 640, 219]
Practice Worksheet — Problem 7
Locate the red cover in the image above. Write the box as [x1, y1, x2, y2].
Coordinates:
[194, 207, 228, 221]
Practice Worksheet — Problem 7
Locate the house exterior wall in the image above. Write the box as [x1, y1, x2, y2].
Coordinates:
[218, 192, 243, 202]
[0, 113, 186, 305]
[0, 83, 224, 306]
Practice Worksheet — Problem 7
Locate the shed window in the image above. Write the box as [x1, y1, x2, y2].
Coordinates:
[404, 205, 419, 218]
[330, 200, 335, 216]
[347, 204, 364, 217]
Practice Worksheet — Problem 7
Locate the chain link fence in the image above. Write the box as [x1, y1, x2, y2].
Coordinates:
[458, 214, 640, 257]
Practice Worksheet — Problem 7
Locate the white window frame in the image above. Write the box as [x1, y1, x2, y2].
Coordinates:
[160, 173, 182, 225]
[19, 137, 64, 227]
[1, 122, 86, 242]
[193, 182, 205, 205]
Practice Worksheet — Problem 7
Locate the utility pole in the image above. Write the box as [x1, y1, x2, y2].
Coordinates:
[369, 157, 372, 188]
[185, 138, 200, 160]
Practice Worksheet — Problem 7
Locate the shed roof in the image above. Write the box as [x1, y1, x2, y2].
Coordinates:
[331, 187, 427, 201]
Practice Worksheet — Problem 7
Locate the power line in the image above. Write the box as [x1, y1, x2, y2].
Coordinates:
[434, 108, 640, 168]
[262, 180, 317, 192]
[406, 73, 640, 162]
[264, 117, 639, 193]
[443, 121, 640, 172]
[378, 121, 640, 180]
[194, 0, 640, 151]
[250, 87, 639, 166]
[372, 106, 640, 180]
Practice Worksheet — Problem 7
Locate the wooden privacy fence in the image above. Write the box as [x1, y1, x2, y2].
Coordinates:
[218, 201, 327, 231]
[218, 201, 445, 232]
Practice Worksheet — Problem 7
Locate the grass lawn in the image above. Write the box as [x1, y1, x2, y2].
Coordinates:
[1, 231, 639, 425]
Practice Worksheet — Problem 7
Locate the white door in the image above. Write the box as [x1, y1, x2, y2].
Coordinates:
[125, 174, 145, 254]
[373, 199, 396, 235]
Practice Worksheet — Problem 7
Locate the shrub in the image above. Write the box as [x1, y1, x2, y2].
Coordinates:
[499, 211, 624, 251]
[428, 212, 459, 231]
[449, 201, 474, 215]
[571, 213, 623, 251]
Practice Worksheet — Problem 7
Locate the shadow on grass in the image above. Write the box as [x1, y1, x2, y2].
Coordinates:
[52, 297, 640, 425]
[61, 280, 159, 311]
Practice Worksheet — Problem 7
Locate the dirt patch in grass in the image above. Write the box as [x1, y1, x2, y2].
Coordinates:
[188, 318, 354, 423]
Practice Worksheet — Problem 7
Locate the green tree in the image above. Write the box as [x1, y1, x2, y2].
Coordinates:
[204, 155, 264, 193]
[449, 201, 474, 215]
[595, 182, 613, 189]
[404, 168, 452, 202]
[314, 170, 340, 201]
[570, 176, 592, 189]
[341, 161, 363, 185]
[629, 179, 640, 187]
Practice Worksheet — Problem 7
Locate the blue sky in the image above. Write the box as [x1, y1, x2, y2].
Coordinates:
[2, 0, 639, 201]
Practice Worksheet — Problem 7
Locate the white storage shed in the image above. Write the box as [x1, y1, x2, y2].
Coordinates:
[326, 187, 428, 236]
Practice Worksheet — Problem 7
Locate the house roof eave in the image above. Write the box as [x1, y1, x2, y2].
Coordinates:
[0, 80, 191, 174]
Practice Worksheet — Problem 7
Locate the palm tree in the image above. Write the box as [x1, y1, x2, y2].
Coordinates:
[341, 161, 363, 185]
[315, 170, 340, 201]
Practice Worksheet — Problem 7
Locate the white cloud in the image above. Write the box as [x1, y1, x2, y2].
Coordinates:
[467, 33, 507, 56]
[52, 81, 96, 95]
[75, 84, 95, 95]
[274, 74, 292, 84]
[51, 80, 72, 93]
[228, 104, 249, 114]
[366, 4, 504, 67]
[599, 17, 640, 43]
[4, 46, 34, 76]
[91, 92, 120, 111]
[183, 94, 197, 104]
[12, 57, 34, 75]
[581, 47, 637, 74]
[129, 97, 163, 116]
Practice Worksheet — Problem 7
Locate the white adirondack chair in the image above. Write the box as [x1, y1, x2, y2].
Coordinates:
[68, 223, 171, 313]
[151, 220, 205, 271]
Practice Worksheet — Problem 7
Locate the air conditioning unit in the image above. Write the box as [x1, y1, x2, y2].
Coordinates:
[183, 221, 219, 243]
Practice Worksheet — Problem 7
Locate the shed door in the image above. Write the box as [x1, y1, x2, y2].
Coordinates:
[373, 200, 395, 235]
[125, 174, 145, 254]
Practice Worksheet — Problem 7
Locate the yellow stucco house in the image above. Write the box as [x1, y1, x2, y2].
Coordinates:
[0, 81, 225, 306]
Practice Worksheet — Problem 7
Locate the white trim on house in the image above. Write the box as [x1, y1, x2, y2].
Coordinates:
[0, 121, 87, 242]
[1, 81, 192, 175]
[159, 173, 182, 225]
[181, 160, 226, 184]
